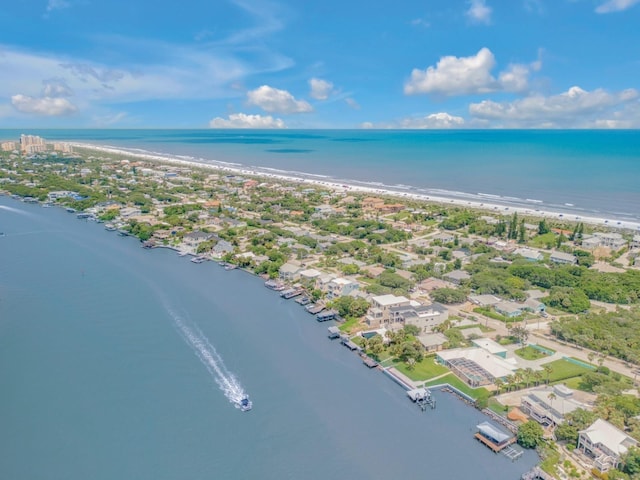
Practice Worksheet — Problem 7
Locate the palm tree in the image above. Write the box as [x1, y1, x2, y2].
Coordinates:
[505, 374, 516, 392]
[533, 370, 543, 386]
[543, 364, 553, 385]
[525, 368, 534, 388]
[588, 352, 596, 364]
[548, 392, 557, 411]
[494, 377, 505, 394]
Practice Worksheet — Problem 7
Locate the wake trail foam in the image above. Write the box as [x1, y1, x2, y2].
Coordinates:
[165, 305, 247, 407]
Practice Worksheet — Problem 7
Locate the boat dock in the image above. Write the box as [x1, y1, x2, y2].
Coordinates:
[327, 326, 341, 339]
[316, 309, 338, 322]
[340, 335, 362, 352]
[361, 355, 379, 369]
[280, 287, 304, 299]
[305, 304, 325, 315]
[407, 387, 436, 411]
[474, 421, 522, 460]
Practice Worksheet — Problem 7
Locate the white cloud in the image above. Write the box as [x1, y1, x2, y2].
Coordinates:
[410, 18, 430, 27]
[11, 94, 77, 116]
[405, 48, 540, 96]
[42, 79, 73, 98]
[469, 86, 640, 127]
[595, 0, 640, 13]
[360, 112, 465, 129]
[246, 85, 312, 113]
[466, 0, 492, 24]
[309, 78, 334, 100]
[345, 98, 360, 109]
[46, 0, 70, 12]
[400, 113, 465, 129]
[209, 112, 285, 128]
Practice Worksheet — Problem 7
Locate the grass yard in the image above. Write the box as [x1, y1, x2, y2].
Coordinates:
[545, 359, 594, 383]
[515, 345, 550, 361]
[393, 356, 449, 382]
[338, 317, 361, 333]
[424, 373, 491, 402]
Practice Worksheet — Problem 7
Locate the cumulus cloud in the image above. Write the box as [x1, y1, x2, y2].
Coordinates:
[360, 112, 465, 129]
[309, 78, 334, 100]
[246, 85, 312, 113]
[469, 86, 639, 127]
[11, 94, 77, 116]
[209, 112, 286, 128]
[595, 0, 640, 13]
[400, 113, 465, 129]
[404, 48, 539, 96]
[466, 0, 492, 24]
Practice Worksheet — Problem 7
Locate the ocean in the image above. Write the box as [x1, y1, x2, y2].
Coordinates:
[1, 129, 638, 222]
[0, 197, 539, 479]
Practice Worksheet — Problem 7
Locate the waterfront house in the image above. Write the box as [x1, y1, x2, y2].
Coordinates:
[521, 384, 590, 427]
[298, 268, 323, 284]
[437, 347, 516, 387]
[417, 332, 448, 352]
[550, 251, 577, 265]
[279, 262, 302, 282]
[389, 303, 449, 333]
[183, 231, 215, 251]
[365, 294, 411, 328]
[326, 277, 359, 300]
[578, 419, 638, 473]
[582, 232, 627, 251]
[212, 239, 234, 256]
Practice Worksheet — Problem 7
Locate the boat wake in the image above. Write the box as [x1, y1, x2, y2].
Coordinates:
[165, 306, 249, 410]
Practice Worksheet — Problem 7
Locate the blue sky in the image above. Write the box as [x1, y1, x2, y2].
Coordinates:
[1, 0, 639, 128]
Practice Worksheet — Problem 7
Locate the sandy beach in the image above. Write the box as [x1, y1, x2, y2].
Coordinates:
[74, 142, 640, 232]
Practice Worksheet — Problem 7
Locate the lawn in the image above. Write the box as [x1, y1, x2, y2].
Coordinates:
[393, 356, 449, 382]
[544, 359, 594, 383]
[338, 317, 361, 333]
[424, 373, 491, 402]
[515, 345, 550, 361]
[529, 232, 556, 249]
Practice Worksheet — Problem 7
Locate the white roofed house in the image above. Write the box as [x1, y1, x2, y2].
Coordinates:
[326, 277, 359, 300]
[298, 268, 323, 286]
[521, 384, 590, 427]
[182, 231, 216, 253]
[389, 303, 449, 333]
[578, 419, 638, 473]
[365, 294, 411, 328]
[581, 232, 627, 251]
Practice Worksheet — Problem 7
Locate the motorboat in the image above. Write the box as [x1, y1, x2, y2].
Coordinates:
[238, 396, 252, 412]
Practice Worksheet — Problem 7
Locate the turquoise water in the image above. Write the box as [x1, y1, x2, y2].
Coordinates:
[0, 197, 538, 479]
[1, 129, 639, 221]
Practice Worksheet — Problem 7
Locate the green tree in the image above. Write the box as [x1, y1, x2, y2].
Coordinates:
[430, 288, 467, 304]
[517, 421, 544, 448]
[538, 219, 550, 235]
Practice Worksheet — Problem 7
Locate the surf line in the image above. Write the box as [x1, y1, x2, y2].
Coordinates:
[165, 305, 249, 409]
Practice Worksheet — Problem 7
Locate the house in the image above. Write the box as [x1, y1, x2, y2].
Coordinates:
[437, 347, 516, 386]
[279, 262, 302, 282]
[432, 232, 456, 244]
[578, 419, 638, 473]
[212, 240, 234, 256]
[550, 251, 577, 265]
[513, 247, 543, 262]
[469, 294, 502, 307]
[522, 297, 546, 313]
[326, 277, 359, 299]
[582, 233, 627, 251]
[495, 301, 524, 318]
[182, 231, 215, 250]
[443, 270, 471, 285]
[471, 338, 508, 358]
[389, 303, 449, 333]
[417, 332, 448, 352]
[365, 294, 411, 328]
[298, 269, 323, 283]
[632, 235, 640, 250]
[521, 384, 590, 427]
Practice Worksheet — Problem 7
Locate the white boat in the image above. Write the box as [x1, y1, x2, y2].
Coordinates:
[238, 396, 252, 412]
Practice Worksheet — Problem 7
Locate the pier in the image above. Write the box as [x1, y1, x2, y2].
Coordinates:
[407, 387, 436, 411]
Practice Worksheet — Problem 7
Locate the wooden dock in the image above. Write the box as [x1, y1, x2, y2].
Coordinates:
[474, 433, 516, 453]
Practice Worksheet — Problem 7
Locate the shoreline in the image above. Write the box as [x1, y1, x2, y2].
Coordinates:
[73, 142, 640, 231]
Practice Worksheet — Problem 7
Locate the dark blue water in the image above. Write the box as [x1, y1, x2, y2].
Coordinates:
[1, 129, 638, 220]
[0, 197, 538, 479]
